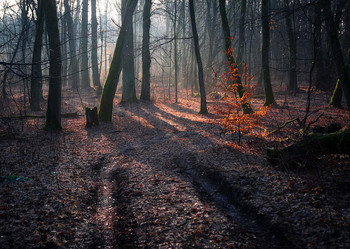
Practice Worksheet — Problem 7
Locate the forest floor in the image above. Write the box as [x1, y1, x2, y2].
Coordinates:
[0, 85, 350, 248]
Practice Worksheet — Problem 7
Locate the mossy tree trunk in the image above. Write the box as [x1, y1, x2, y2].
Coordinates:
[218, 0, 253, 114]
[30, 0, 44, 111]
[189, 0, 208, 114]
[43, 0, 62, 130]
[261, 0, 276, 106]
[98, 0, 138, 122]
[267, 129, 350, 164]
[121, 0, 137, 103]
[140, 0, 152, 101]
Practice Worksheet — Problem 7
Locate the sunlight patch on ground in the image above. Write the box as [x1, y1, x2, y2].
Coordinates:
[154, 112, 187, 131]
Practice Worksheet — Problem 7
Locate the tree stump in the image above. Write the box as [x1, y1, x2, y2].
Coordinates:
[85, 107, 99, 128]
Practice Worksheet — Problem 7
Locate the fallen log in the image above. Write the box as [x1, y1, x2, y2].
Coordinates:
[267, 129, 350, 165]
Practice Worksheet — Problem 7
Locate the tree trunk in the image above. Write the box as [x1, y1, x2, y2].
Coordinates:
[98, 0, 138, 122]
[189, 0, 208, 114]
[81, 0, 90, 89]
[64, 0, 80, 89]
[284, 0, 297, 96]
[43, 0, 62, 130]
[267, 129, 350, 164]
[30, 0, 44, 111]
[91, 0, 102, 92]
[322, 0, 350, 112]
[261, 0, 276, 106]
[174, 0, 178, 103]
[218, 0, 253, 114]
[237, 0, 246, 70]
[140, 0, 152, 101]
[121, 0, 137, 103]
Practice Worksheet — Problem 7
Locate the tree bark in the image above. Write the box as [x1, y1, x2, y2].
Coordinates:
[284, 0, 297, 96]
[261, 0, 276, 106]
[91, 0, 102, 92]
[237, 0, 246, 69]
[30, 0, 44, 111]
[322, 0, 350, 112]
[189, 0, 208, 114]
[98, 0, 138, 122]
[43, 0, 62, 130]
[140, 0, 152, 101]
[64, 0, 80, 89]
[81, 0, 90, 88]
[121, 0, 137, 103]
[218, 0, 253, 114]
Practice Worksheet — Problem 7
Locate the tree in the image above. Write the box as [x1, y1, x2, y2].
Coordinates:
[140, 0, 152, 101]
[189, 0, 207, 114]
[261, 0, 276, 106]
[322, 0, 350, 112]
[218, 0, 253, 114]
[284, 0, 297, 96]
[43, 0, 62, 130]
[30, 0, 44, 111]
[237, 0, 246, 69]
[98, 0, 138, 121]
[64, 0, 79, 89]
[81, 0, 90, 88]
[91, 0, 102, 92]
[121, 0, 137, 103]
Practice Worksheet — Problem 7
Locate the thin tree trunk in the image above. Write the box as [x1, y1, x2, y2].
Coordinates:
[237, 0, 246, 69]
[91, 0, 102, 92]
[81, 0, 90, 89]
[140, 0, 152, 101]
[189, 0, 207, 114]
[219, 0, 253, 114]
[174, 0, 178, 103]
[30, 0, 44, 111]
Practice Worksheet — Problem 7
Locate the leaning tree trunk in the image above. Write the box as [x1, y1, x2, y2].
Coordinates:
[64, 0, 80, 89]
[43, 0, 62, 130]
[30, 0, 44, 111]
[80, 0, 90, 89]
[98, 0, 138, 121]
[91, 0, 102, 92]
[121, 0, 137, 103]
[322, 0, 350, 112]
[218, 0, 253, 114]
[189, 0, 208, 114]
[237, 0, 246, 70]
[140, 0, 152, 101]
[330, 49, 349, 107]
[261, 0, 276, 106]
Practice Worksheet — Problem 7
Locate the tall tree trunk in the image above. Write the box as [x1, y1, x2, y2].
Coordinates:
[98, 0, 138, 121]
[284, 0, 297, 95]
[43, 0, 62, 130]
[322, 0, 350, 112]
[218, 0, 253, 114]
[121, 0, 137, 102]
[64, 0, 80, 89]
[174, 0, 178, 103]
[81, 0, 90, 89]
[30, 0, 44, 111]
[189, 0, 207, 114]
[261, 0, 276, 106]
[237, 0, 246, 69]
[91, 0, 102, 92]
[140, 0, 152, 101]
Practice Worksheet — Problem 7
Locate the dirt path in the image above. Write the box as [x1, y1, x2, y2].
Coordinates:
[1, 89, 349, 248]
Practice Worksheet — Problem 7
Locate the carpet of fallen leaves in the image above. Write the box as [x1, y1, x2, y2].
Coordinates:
[0, 84, 349, 248]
